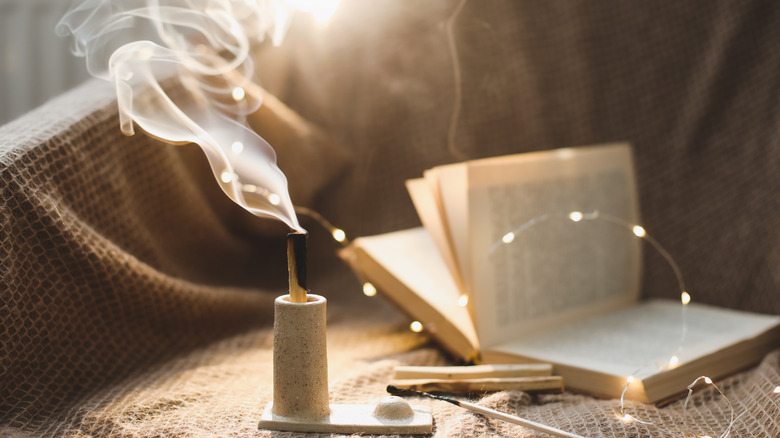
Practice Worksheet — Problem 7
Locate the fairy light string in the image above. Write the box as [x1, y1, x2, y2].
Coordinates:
[297, 205, 778, 436]
[294, 205, 349, 245]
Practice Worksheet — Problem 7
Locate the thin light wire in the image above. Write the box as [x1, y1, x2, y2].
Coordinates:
[488, 210, 690, 358]
[682, 377, 734, 438]
[294, 205, 350, 246]
[445, 0, 469, 161]
[307, 203, 777, 436]
[488, 210, 697, 435]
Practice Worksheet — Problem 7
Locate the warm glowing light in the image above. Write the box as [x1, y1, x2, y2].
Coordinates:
[622, 414, 633, 423]
[502, 232, 515, 243]
[220, 171, 233, 183]
[231, 141, 243, 154]
[243, 184, 256, 193]
[458, 295, 469, 307]
[681, 291, 691, 305]
[410, 321, 423, 333]
[632, 225, 646, 237]
[569, 211, 583, 222]
[626, 376, 635, 384]
[268, 193, 281, 205]
[289, 0, 341, 23]
[555, 148, 575, 160]
[362, 282, 377, 297]
[774, 386, 780, 394]
[668, 355, 679, 368]
[332, 228, 346, 242]
[232, 87, 246, 101]
[704, 377, 712, 384]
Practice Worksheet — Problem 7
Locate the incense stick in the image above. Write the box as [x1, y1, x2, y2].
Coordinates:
[287, 232, 308, 303]
[393, 364, 553, 380]
[389, 376, 564, 394]
[386, 385, 586, 438]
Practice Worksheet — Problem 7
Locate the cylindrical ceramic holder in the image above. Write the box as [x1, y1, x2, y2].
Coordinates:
[272, 294, 330, 419]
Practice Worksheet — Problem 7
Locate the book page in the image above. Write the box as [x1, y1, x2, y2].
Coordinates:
[406, 178, 464, 293]
[349, 228, 479, 357]
[468, 144, 641, 347]
[426, 164, 471, 293]
[487, 300, 780, 380]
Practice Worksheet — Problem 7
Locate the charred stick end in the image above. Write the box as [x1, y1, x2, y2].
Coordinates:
[386, 385, 460, 406]
[287, 231, 308, 303]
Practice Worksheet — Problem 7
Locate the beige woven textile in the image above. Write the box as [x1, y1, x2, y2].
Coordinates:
[2, 0, 780, 436]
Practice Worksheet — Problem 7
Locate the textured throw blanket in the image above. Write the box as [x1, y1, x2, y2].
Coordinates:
[2, 1, 779, 436]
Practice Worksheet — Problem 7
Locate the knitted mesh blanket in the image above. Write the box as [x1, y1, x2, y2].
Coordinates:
[2, 0, 779, 436]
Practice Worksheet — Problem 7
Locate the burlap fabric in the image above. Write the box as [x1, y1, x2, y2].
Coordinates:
[2, 0, 779, 436]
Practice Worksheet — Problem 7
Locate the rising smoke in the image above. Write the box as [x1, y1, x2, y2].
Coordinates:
[57, 0, 304, 231]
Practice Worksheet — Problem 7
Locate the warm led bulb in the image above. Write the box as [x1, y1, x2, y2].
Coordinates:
[268, 193, 281, 205]
[668, 355, 679, 368]
[243, 184, 257, 193]
[626, 376, 635, 384]
[704, 377, 712, 384]
[332, 228, 346, 242]
[410, 321, 423, 333]
[231, 141, 244, 154]
[569, 211, 583, 222]
[632, 225, 646, 238]
[362, 282, 377, 297]
[681, 291, 691, 305]
[232, 87, 246, 101]
[622, 414, 633, 423]
[502, 232, 515, 243]
[774, 386, 780, 394]
[220, 171, 233, 183]
[458, 295, 469, 307]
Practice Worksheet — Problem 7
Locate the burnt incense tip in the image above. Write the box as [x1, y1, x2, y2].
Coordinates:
[287, 232, 308, 302]
[386, 385, 404, 395]
[387, 385, 460, 406]
[386, 385, 428, 398]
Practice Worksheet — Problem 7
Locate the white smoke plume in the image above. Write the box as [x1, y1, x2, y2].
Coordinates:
[57, 0, 308, 231]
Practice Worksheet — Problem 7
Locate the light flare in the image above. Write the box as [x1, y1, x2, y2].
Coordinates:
[232, 86, 246, 101]
[332, 228, 346, 242]
[288, 0, 341, 23]
[362, 282, 377, 297]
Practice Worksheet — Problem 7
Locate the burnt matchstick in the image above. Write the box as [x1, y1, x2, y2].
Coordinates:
[287, 231, 308, 303]
[386, 385, 586, 438]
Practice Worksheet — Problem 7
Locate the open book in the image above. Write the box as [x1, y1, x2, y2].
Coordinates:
[340, 144, 780, 403]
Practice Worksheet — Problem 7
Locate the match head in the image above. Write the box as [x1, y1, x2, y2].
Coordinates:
[386, 385, 414, 396]
[386, 385, 458, 406]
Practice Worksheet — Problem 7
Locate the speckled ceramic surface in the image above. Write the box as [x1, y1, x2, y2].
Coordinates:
[272, 294, 330, 420]
[261, 295, 433, 434]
